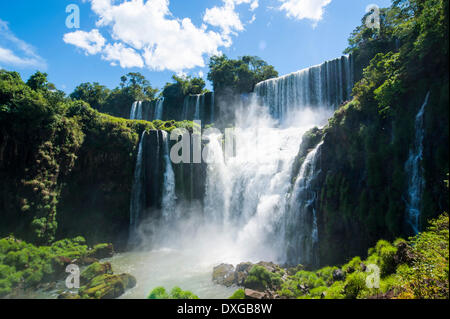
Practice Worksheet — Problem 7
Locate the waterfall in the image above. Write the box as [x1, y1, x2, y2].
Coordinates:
[211, 92, 215, 123]
[255, 56, 354, 122]
[128, 55, 353, 265]
[161, 131, 177, 220]
[155, 98, 165, 120]
[129, 132, 146, 242]
[405, 91, 430, 234]
[284, 141, 323, 266]
[194, 95, 201, 120]
[130, 101, 138, 120]
[136, 101, 143, 120]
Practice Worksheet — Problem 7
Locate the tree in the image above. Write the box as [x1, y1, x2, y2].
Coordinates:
[70, 82, 110, 111]
[26, 71, 55, 92]
[207, 55, 278, 94]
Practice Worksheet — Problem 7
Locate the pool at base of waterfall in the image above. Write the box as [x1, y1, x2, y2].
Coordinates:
[106, 249, 237, 299]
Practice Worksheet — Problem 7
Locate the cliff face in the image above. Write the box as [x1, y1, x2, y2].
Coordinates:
[302, 72, 449, 268]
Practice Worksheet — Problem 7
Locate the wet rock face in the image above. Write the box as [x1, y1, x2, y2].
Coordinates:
[212, 264, 235, 287]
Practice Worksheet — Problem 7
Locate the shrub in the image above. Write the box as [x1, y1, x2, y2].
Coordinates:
[229, 289, 245, 299]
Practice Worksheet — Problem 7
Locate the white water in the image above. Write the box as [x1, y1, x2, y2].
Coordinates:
[129, 132, 146, 241]
[130, 101, 138, 120]
[161, 131, 177, 221]
[194, 95, 201, 120]
[405, 91, 430, 234]
[284, 141, 323, 265]
[155, 98, 165, 120]
[121, 58, 353, 298]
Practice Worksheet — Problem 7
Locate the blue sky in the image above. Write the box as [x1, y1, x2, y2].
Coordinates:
[0, 0, 392, 93]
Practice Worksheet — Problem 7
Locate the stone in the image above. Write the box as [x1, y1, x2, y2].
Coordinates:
[80, 262, 113, 285]
[86, 243, 114, 259]
[79, 273, 137, 299]
[234, 262, 253, 286]
[212, 264, 235, 287]
[332, 269, 345, 281]
[244, 289, 265, 299]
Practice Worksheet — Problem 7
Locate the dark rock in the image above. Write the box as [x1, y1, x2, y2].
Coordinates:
[394, 241, 415, 266]
[212, 264, 235, 287]
[86, 244, 114, 259]
[360, 263, 367, 272]
[234, 262, 253, 286]
[332, 269, 345, 281]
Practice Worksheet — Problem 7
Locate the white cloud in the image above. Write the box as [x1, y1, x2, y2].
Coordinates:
[64, 0, 259, 72]
[102, 43, 144, 68]
[203, 2, 244, 36]
[279, 0, 331, 23]
[0, 19, 46, 69]
[63, 29, 106, 55]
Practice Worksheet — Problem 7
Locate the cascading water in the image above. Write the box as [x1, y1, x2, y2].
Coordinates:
[155, 98, 165, 120]
[405, 91, 430, 234]
[129, 132, 146, 242]
[255, 56, 354, 122]
[161, 131, 177, 221]
[284, 141, 324, 266]
[121, 56, 353, 298]
[130, 101, 138, 120]
[194, 95, 201, 120]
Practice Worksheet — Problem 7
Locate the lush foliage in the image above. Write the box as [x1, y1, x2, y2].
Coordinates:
[207, 55, 278, 94]
[277, 214, 448, 299]
[0, 236, 99, 297]
[147, 286, 199, 299]
[0, 70, 195, 245]
[315, 0, 448, 265]
[162, 75, 208, 98]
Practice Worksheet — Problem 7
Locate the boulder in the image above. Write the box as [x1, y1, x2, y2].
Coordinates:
[86, 244, 114, 259]
[244, 289, 265, 300]
[332, 269, 345, 281]
[80, 262, 113, 285]
[79, 273, 136, 299]
[212, 264, 235, 287]
[58, 291, 81, 299]
[234, 262, 253, 286]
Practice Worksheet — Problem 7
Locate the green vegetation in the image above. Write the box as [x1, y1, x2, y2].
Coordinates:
[70, 72, 158, 118]
[244, 265, 282, 291]
[0, 69, 195, 246]
[315, 0, 448, 265]
[0, 236, 107, 297]
[207, 55, 278, 94]
[276, 213, 448, 299]
[162, 75, 208, 99]
[147, 286, 199, 299]
[229, 289, 245, 299]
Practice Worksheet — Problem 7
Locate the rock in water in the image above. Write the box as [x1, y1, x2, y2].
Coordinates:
[79, 273, 137, 299]
[80, 262, 113, 285]
[212, 264, 235, 287]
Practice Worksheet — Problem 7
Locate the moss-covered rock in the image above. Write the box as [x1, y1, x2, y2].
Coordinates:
[79, 273, 136, 299]
[80, 262, 113, 285]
